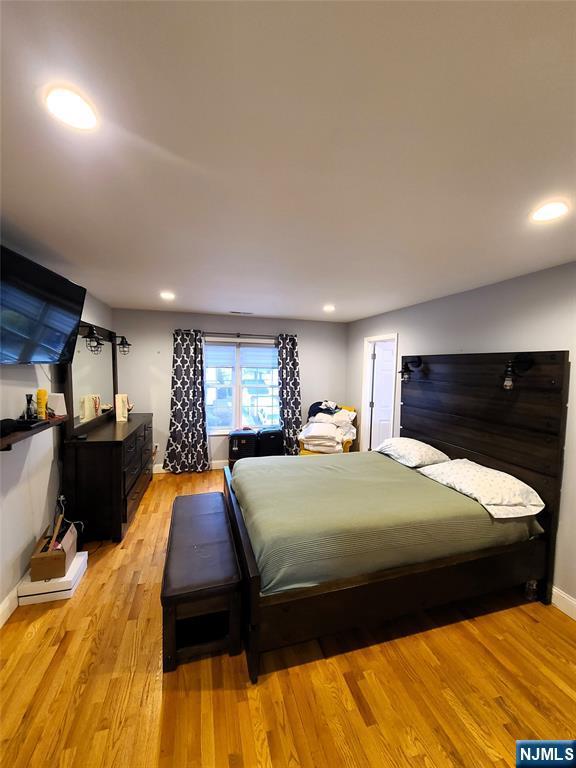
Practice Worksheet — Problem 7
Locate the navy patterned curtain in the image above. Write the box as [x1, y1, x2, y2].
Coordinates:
[277, 333, 303, 455]
[163, 329, 210, 473]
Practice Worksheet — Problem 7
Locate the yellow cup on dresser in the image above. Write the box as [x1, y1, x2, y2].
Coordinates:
[36, 389, 48, 419]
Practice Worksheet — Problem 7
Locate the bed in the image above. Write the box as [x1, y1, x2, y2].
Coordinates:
[223, 351, 569, 682]
[231, 452, 542, 596]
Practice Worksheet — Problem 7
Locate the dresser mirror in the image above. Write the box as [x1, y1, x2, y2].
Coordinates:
[60, 322, 118, 437]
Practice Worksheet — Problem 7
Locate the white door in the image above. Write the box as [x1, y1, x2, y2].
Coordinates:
[361, 336, 397, 451]
[370, 340, 396, 447]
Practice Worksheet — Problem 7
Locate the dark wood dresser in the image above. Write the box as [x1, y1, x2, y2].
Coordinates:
[62, 413, 153, 542]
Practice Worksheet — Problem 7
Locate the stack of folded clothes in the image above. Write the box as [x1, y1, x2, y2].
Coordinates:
[298, 403, 357, 453]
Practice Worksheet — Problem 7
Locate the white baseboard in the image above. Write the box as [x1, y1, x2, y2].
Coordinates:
[154, 461, 227, 473]
[0, 586, 19, 628]
[552, 587, 576, 621]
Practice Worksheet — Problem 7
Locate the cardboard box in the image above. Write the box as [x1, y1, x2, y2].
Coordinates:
[30, 523, 77, 582]
[18, 552, 87, 605]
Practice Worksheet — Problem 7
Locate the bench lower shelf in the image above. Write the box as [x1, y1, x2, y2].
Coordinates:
[174, 611, 237, 662]
[163, 595, 242, 671]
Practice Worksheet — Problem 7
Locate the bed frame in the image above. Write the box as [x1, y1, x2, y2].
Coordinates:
[223, 350, 569, 682]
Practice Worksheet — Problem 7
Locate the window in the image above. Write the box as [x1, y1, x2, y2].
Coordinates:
[204, 342, 280, 433]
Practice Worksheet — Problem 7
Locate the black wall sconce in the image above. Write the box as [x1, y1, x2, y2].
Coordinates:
[399, 356, 423, 382]
[83, 325, 103, 355]
[115, 335, 132, 355]
[502, 353, 534, 390]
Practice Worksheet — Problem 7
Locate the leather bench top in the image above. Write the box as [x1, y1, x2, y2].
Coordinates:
[161, 492, 240, 603]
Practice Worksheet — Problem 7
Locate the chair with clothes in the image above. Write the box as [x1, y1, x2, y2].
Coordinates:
[298, 402, 357, 455]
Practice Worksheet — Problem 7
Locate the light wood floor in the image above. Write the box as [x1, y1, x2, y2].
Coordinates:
[1, 471, 575, 768]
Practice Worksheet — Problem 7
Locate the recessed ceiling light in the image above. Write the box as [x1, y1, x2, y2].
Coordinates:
[44, 86, 98, 130]
[323, 304, 336, 313]
[531, 201, 570, 222]
[160, 291, 175, 301]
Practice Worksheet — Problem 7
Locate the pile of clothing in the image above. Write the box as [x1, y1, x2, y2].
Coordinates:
[298, 400, 357, 454]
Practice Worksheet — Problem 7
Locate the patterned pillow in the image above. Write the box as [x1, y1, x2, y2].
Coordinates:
[375, 437, 450, 468]
[418, 459, 545, 518]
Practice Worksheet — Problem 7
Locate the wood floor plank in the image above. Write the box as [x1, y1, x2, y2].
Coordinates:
[1, 469, 575, 767]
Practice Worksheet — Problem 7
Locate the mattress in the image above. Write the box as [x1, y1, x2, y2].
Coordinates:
[231, 452, 542, 596]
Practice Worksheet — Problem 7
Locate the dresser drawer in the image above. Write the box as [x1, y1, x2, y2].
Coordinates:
[123, 432, 138, 467]
[124, 453, 142, 494]
[141, 439, 153, 469]
[125, 461, 153, 524]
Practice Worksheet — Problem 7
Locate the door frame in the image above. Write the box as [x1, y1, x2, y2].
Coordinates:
[360, 333, 398, 452]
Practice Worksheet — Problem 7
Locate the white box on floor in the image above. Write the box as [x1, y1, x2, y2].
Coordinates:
[17, 552, 88, 606]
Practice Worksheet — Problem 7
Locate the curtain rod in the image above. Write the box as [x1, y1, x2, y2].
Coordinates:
[201, 331, 278, 340]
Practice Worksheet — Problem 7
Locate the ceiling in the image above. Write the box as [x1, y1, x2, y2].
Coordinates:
[1, 1, 575, 322]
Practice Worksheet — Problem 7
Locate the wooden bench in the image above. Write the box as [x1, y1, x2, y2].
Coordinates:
[161, 492, 241, 672]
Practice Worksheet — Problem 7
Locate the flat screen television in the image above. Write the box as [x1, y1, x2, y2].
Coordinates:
[0, 246, 87, 365]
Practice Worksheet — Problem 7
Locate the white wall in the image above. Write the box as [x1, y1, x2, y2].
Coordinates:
[112, 310, 349, 465]
[346, 262, 576, 603]
[0, 293, 112, 620]
[83, 294, 114, 335]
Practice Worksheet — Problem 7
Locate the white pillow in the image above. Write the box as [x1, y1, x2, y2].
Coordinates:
[375, 437, 449, 468]
[332, 409, 356, 426]
[418, 459, 545, 519]
[310, 410, 356, 426]
[309, 413, 335, 424]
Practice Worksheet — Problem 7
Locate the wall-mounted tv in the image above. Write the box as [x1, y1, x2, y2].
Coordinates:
[0, 246, 87, 365]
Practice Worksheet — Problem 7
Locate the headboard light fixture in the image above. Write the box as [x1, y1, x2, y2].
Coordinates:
[83, 325, 103, 355]
[115, 335, 132, 355]
[399, 356, 423, 382]
[502, 353, 534, 391]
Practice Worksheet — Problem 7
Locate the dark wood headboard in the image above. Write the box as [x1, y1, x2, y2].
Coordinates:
[400, 351, 569, 527]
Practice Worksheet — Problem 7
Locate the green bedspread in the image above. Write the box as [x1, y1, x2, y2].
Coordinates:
[231, 452, 542, 596]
